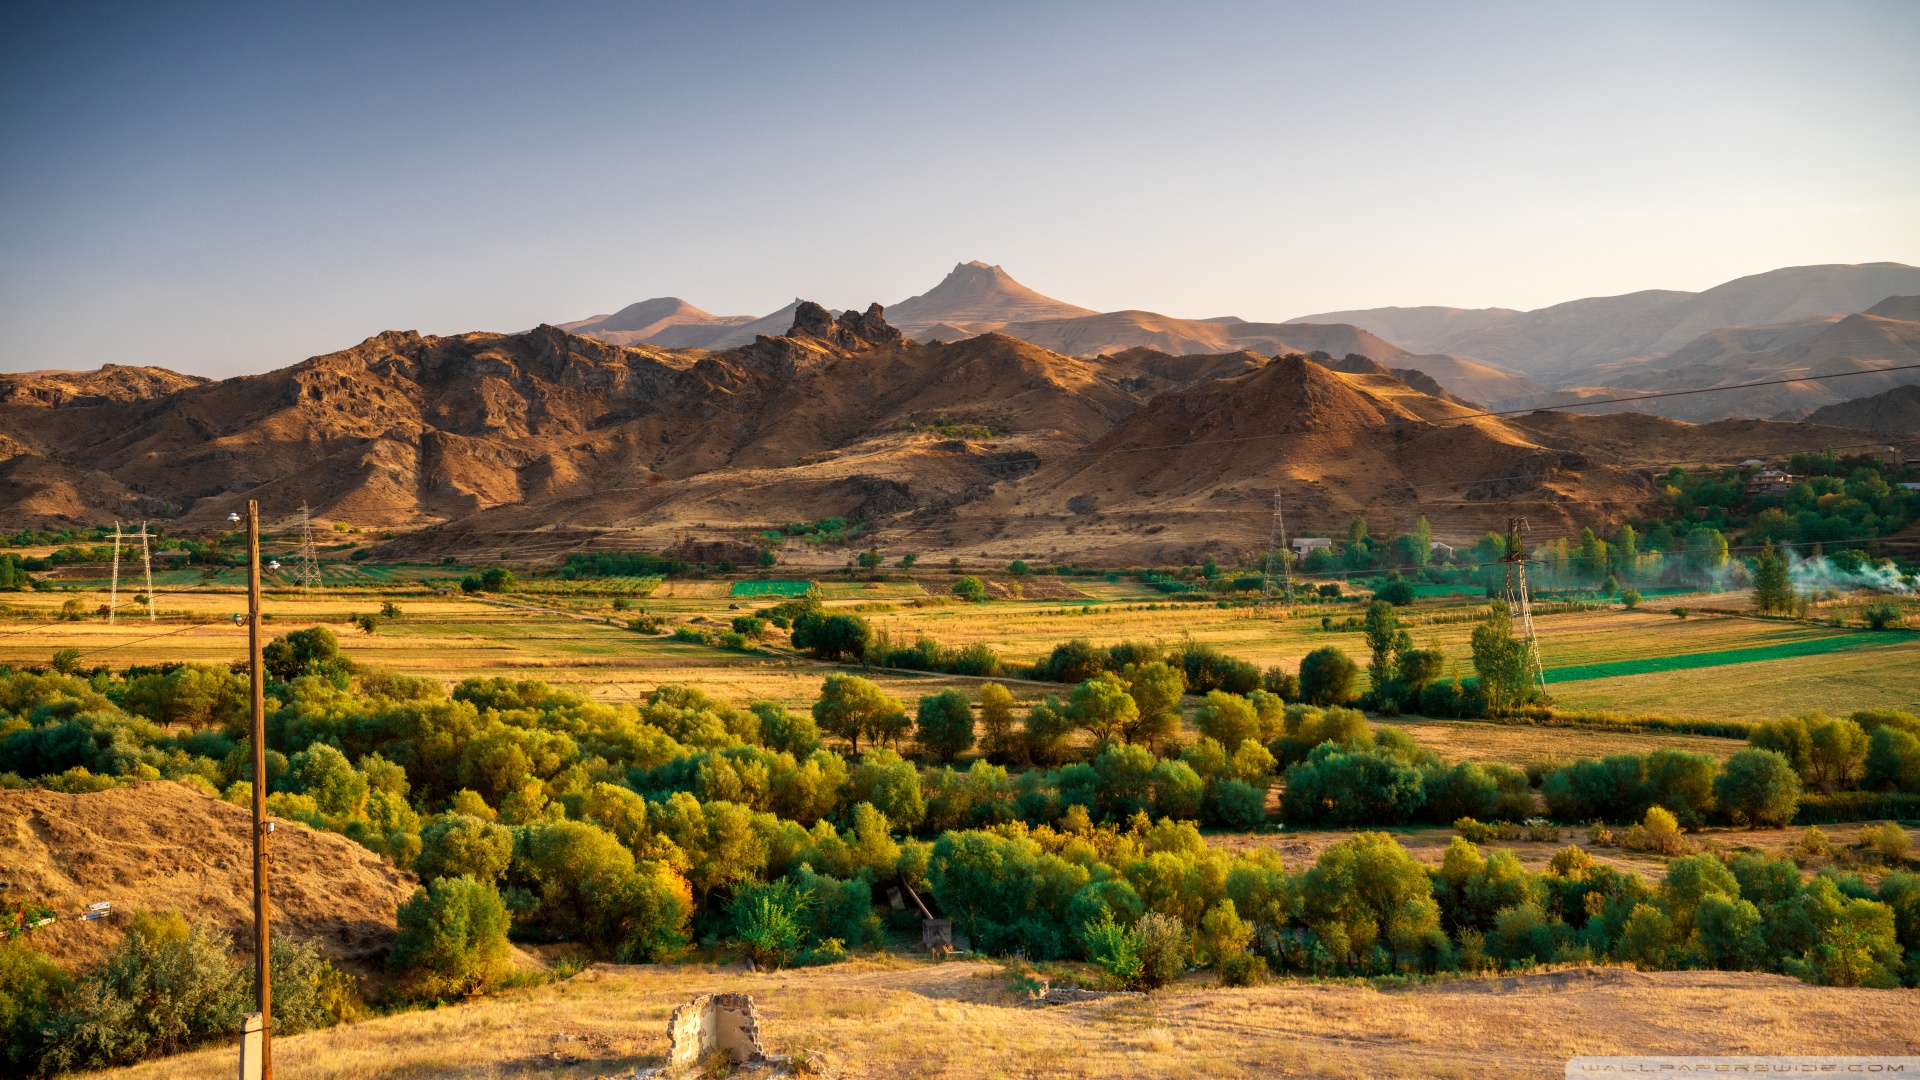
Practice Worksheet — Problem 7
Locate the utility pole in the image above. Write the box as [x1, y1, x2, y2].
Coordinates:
[108, 523, 122, 624]
[1500, 516, 1547, 699]
[244, 501, 272, 1080]
[139, 521, 154, 622]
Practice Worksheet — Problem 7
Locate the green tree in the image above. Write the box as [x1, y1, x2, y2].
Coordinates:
[261, 626, 343, 683]
[1022, 697, 1075, 765]
[1300, 832, 1443, 972]
[1069, 673, 1140, 744]
[1195, 691, 1259, 752]
[1864, 726, 1920, 792]
[1714, 748, 1802, 826]
[387, 876, 512, 998]
[1362, 601, 1405, 692]
[977, 682, 1017, 760]
[1118, 661, 1185, 749]
[415, 813, 514, 884]
[1298, 646, 1359, 706]
[915, 689, 976, 762]
[1577, 528, 1609, 582]
[812, 673, 904, 755]
[39, 913, 250, 1070]
[1806, 714, 1868, 791]
[1684, 529, 1729, 578]
[1410, 516, 1433, 567]
[1008, 560, 1031, 576]
[728, 879, 812, 970]
[1469, 600, 1532, 713]
[849, 749, 925, 831]
[952, 576, 988, 602]
[791, 612, 871, 661]
[1615, 524, 1639, 579]
[1751, 541, 1793, 613]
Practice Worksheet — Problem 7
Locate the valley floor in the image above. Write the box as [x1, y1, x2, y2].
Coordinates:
[87, 957, 1920, 1080]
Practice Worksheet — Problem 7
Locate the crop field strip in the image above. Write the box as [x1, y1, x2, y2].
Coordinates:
[1543, 630, 1907, 683]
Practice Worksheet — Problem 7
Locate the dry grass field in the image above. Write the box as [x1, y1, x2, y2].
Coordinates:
[4, 574, 1913, 727]
[85, 957, 1920, 1080]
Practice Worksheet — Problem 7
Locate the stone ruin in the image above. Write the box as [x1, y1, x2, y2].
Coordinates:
[666, 992, 767, 1071]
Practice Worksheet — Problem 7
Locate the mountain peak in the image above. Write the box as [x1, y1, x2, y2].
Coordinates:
[886, 261, 1096, 335]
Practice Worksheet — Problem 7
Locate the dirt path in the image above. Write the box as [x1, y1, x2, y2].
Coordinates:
[90, 957, 1919, 1080]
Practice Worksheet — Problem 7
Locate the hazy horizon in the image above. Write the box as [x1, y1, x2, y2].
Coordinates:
[3, 1, 1917, 378]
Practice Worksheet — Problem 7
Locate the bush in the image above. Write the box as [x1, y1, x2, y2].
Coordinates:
[729, 879, 812, 970]
[41, 913, 249, 1072]
[1298, 647, 1359, 706]
[387, 875, 513, 998]
[1081, 910, 1144, 989]
[1207, 778, 1267, 830]
[952, 576, 987, 602]
[1133, 913, 1191, 990]
[791, 612, 872, 661]
[1373, 579, 1415, 605]
[1282, 744, 1424, 826]
[0, 941, 70, 1073]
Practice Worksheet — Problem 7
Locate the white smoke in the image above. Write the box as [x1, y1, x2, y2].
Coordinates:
[1787, 553, 1914, 594]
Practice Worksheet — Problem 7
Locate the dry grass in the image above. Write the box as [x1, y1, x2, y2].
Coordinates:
[86, 957, 1920, 1080]
[2, 579, 1912, 723]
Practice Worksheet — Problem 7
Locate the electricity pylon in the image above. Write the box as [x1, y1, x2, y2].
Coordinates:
[108, 523, 123, 623]
[1501, 516, 1547, 698]
[295, 504, 321, 591]
[139, 521, 154, 621]
[1261, 491, 1292, 605]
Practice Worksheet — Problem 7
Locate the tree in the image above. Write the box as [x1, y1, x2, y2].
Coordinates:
[849, 749, 925, 831]
[1118, 662, 1184, 748]
[1300, 832, 1442, 972]
[897, 552, 918, 568]
[1714, 748, 1802, 826]
[1362, 601, 1403, 689]
[952, 576, 987, 602]
[1132, 913, 1192, 989]
[262, 626, 343, 683]
[1752, 541, 1793, 613]
[790, 612, 871, 661]
[857, 549, 882, 569]
[387, 876, 512, 998]
[1282, 745, 1426, 826]
[1069, 673, 1140, 744]
[1410, 516, 1433, 567]
[915, 689, 976, 762]
[1195, 691, 1259, 752]
[1864, 726, 1920, 792]
[1615, 524, 1639, 579]
[1298, 646, 1359, 706]
[1470, 600, 1532, 713]
[1022, 697, 1075, 765]
[415, 813, 513, 884]
[728, 879, 812, 970]
[812, 674, 904, 755]
[1577, 528, 1609, 582]
[1008, 560, 1030, 576]
[1684, 529, 1728, 577]
[1806, 714, 1868, 791]
[977, 682, 1017, 760]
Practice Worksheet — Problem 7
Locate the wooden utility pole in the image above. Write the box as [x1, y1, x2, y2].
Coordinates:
[246, 501, 272, 1079]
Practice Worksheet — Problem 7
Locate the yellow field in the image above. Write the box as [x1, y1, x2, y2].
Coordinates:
[3, 577, 1916, 733]
[88, 957, 1920, 1080]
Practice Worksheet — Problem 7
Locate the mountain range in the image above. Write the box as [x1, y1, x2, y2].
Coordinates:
[0, 298, 1896, 565]
[562, 261, 1920, 422]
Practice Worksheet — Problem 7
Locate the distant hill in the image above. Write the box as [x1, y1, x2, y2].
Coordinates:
[1297, 263, 1920, 379]
[884, 261, 1096, 335]
[558, 298, 754, 347]
[1799, 384, 1920, 431]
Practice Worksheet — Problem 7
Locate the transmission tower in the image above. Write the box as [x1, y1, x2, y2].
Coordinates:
[1259, 491, 1294, 606]
[108, 522, 123, 624]
[295, 504, 322, 591]
[1500, 516, 1547, 698]
[139, 521, 154, 622]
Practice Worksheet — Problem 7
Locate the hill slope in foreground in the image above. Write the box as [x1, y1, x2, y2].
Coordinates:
[0, 783, 414, 972]
[86, 958, 1920, 1079]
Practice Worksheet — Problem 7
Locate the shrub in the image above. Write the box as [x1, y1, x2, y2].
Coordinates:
[1207, 778, 1266, 830]
[41, 913, 249, 1071]
[1454, 816, 1498, 844]
[0, 941, 70, 1073]
[1373, 579, 1415, 606]
[1865, 603, 1904, 630]
[1620, 589, 1642, 609]
[387, 875, 513, 999]
[1282, 744, 1424, 826]
[1133, 913, 1191, 990]
[1864, 822, 1912, 861]
[1298, 647, 1359, 706]
[729, 879, 812, 970]
[1081, 911, 1144, 989]
[952, 576, 988, 602]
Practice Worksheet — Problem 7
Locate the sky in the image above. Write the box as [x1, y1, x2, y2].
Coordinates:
[1, 1, 1916, 378]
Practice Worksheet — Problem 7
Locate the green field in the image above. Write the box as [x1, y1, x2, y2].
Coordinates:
[1544, 630, 1902, 684]
[730, 579, 816, 597]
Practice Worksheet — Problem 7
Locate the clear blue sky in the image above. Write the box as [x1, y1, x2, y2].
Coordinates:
[2, 1, 1916, 377]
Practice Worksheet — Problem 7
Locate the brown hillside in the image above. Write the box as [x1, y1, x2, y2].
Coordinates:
[1800, 384, 1920, 431]
[0, 300, 1888, 563]
[883, 261, 1095, 335]
[0, 783, 415, 971]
